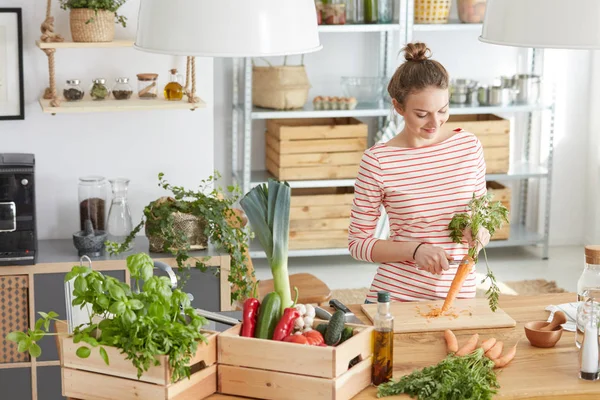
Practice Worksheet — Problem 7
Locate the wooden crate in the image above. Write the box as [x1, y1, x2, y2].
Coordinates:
[487, 181, 511, 240]
[289, 187, 354, 250]
[60, 330, 218, 400]
[0, 275, 29, 363]
[265, 117, 368, 181]
[445, 114, 510, 174]
[217, 323, 374, 400]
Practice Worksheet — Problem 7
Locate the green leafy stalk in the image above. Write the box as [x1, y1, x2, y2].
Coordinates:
[448, 192, 509, 312]
[240, 179, 293, 312]
[377, 348, 500, 400]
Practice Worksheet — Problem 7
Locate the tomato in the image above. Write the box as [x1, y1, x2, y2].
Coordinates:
[283, 334, 308, 345]
[303, 330, 324, 346]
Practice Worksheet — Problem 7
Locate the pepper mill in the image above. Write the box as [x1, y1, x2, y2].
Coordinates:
[579, 298, 600, 380]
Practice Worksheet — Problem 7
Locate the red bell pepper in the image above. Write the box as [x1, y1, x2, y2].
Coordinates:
[272, 308, 301, 341]
[240, 283, 260, 337]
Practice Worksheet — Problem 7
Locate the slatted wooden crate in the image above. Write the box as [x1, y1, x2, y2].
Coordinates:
[265, 117, 368, 181]
[217, 322, 374, 400]
[60, 329, 218, 400]
[487, 181, 511, 240]
[289, 187, 354, 250]
[444, 114, 510, 174]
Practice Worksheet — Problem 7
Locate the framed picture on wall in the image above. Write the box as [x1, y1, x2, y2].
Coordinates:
[0, 8, 24, 120]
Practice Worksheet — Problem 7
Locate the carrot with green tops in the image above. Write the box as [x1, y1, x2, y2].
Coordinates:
[480, 337, 497, 353]
[493, 341, 518, 368]
[446, 192, 509, 313]
[455, 333, 479, 356]
[444, 329, 458, 353]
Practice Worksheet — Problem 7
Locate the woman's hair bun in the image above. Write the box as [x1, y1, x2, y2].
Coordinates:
[403, 42, 431, 62]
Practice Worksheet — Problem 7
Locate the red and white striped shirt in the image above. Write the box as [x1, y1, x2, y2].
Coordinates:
[348, 130, 487, 303]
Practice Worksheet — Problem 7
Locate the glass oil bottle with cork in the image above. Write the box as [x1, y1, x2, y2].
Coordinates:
[372, 290, 394, 386]
[164, 69, 184, 101]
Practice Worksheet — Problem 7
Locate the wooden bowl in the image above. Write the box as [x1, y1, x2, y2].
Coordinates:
[524, 321, 563, 348]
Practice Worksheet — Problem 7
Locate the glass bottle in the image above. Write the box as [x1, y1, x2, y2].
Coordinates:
[89, 78, 110, 101]
[355, 0, 365, 23]
[164, 69, 184, 101]
[78, 176, 108, 232]
[106, 178, 133, 249]
[63, 79, 85, 102]
[378, 0, 392, 23]
[372, 290, 394, 386]
[344, 0, 356, 23]
[577, 246, 600, 303]
[112, 77, 133, 100]
[364, 0, 378, 23]
[576, 298, 600, 348]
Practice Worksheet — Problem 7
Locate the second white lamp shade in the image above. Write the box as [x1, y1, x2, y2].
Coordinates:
[134, 0, 323, 57]
[480, 0, 600, 49]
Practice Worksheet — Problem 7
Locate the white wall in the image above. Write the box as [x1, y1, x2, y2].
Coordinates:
[213, 0, 591, 247]
[2, 0, 214, 240]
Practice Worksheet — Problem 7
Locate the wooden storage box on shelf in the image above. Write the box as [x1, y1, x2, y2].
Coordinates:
[0, 275, 29, 363]
[487, 181, 511, 240]
[265, 117, 368, 181]
[217, 322, 374, 400]
[445, 114, 510, 174]
[59, 329, 218, 400]
[290, 187, 354, 250]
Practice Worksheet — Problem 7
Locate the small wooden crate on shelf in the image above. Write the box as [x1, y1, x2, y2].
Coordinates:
[217, 322, 374, 400]
[487, 181, 511, 240]
[445, 114, 510, 174]
[265, 117, 368, 181]
[59, 329, 218, 400]
[289, 187, 354, 250]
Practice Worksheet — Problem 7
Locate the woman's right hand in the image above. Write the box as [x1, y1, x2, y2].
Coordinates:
[413, 244, 451, 275]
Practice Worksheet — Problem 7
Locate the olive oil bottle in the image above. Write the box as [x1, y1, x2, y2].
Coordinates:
[164, 68, 184, 101]
[372, 291, 394, 386]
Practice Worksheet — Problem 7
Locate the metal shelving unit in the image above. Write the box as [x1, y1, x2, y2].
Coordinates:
[231, 0, 556, 259]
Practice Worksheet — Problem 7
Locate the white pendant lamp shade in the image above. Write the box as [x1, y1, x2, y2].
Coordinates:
[480, 0, 600, 49]
[134, 0, 323, 57]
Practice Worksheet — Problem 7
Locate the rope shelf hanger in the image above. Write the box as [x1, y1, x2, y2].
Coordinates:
[38, 0, 201, 110]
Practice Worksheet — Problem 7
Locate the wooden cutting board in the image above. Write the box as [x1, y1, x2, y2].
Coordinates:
[360, 298, 516, 333]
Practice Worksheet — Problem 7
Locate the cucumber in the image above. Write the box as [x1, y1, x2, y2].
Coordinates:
[324, 310, 345, 345]
[315, 323, 328, 337]
[254, 292, 281, 339]
[338, 326, 354, 344]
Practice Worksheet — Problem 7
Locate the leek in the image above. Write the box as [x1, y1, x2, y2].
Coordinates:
[240, 179, 293, 312]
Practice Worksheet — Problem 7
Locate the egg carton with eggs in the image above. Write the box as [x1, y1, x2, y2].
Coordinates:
[313, 96, 358, 111]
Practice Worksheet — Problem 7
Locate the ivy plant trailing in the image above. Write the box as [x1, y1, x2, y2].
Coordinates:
[6, 253, 209, 383]
[59, 0, 128, 27]
[105, 172, 254, 304]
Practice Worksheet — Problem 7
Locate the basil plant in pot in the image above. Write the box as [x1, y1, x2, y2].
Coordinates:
[60, 0, 128, 42]
[106, 172, 255, 306]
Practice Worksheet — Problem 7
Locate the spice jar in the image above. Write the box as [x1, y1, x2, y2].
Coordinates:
[89, 78, 110, 101]
[323, 3, 346, 24]
[137, 73, 159, 99]
[63, 79, 85, 102]
[112, 77, 133, 100]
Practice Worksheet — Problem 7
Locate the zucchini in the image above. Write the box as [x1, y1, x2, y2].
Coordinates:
[254, 292, 281, 339]
[315, 323, 328, 337]
[324, 310, 345, 345]
[339, 326, 354, 344]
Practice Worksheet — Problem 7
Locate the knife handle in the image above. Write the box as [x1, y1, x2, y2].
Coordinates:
[329, 299, 352, 314]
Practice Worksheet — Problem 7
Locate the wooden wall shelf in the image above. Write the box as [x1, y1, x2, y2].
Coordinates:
[35, 39, 134, 49]
[39, 96, 206, 114]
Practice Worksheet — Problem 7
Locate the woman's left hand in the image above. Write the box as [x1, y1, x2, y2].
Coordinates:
[463, 226, 490, 255]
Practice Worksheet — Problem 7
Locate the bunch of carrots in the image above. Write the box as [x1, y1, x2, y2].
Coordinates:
[444, 329, 517, 369]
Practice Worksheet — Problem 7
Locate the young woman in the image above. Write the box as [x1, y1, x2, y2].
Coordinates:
[348, 42, 490, 303]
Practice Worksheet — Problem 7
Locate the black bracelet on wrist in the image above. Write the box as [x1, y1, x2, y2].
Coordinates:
[412, 243, 424, 260]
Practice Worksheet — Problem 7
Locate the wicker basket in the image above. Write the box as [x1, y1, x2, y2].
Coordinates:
[145, 201, 208, 253]
[252, 57, 311, 110]
[414, 0, 451, 24]
[70, 9, 115, 42]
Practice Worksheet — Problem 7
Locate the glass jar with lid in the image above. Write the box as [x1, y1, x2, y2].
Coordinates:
[137, 73, 159, 99]
[112, 77, 133, 100]
[577, 245, 600, 303]
[89, 78, 110, 101]
[63, 79, 85, 102]
[78, 176, 108, 232]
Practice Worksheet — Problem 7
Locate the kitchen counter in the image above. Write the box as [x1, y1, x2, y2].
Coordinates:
[209, 292, 600, 400]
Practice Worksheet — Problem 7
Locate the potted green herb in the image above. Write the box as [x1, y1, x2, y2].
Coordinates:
[6, 253, 209, 382]
[106, 172, 254, 306]
[59, 0, 128, 42]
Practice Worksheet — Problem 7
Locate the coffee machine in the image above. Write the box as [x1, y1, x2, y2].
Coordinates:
[0, 154, 37, 266]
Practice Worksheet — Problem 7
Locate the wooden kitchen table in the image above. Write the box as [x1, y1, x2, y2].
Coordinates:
[208, 292, 600, 400]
